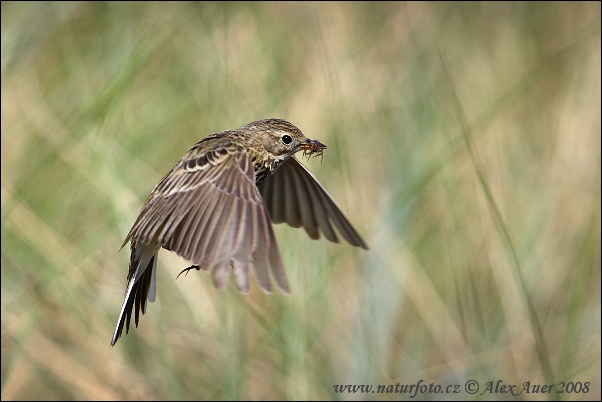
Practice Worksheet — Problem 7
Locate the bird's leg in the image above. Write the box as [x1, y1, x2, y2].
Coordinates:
[176, 264, 201, 279]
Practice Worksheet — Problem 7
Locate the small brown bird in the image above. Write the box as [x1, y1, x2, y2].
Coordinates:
[111, 118, 367, 346]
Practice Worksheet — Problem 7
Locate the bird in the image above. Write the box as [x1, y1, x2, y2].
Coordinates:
[111, 118, 368, 346]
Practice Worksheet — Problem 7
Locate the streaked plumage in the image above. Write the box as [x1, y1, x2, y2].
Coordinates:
[111, 118, 367, 346]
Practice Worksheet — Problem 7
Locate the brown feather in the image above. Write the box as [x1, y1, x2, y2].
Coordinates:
[111, 118, 366, 346]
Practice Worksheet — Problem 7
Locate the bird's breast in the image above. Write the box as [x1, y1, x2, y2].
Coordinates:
[251, 151, 290, 186]
[254, 164, 271, 186]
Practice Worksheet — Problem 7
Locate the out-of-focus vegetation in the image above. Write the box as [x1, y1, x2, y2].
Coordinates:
[1, 2, 600, 400]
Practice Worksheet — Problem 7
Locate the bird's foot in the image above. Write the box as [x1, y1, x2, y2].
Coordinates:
[176, 264, 201, 279]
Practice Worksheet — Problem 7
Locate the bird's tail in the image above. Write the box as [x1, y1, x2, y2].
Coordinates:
[111, 242, 158, 346]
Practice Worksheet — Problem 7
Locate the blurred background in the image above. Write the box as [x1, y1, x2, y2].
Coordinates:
[1, 2, 600, 400]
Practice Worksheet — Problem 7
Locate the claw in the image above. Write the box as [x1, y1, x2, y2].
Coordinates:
[176, 264, 201, 279]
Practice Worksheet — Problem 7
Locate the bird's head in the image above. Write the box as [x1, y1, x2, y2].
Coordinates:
[240, 118, 326, 168]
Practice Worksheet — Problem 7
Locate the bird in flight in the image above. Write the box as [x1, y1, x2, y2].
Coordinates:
[111, 118, 368, 346]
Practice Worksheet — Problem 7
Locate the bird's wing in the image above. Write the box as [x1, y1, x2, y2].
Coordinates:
[123, 136, 289, 295]
[259, 156, 368, 250]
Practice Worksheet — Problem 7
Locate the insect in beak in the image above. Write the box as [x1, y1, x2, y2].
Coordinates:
[299, 139, 327, 162]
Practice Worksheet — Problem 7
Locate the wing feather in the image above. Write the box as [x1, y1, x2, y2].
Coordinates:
[124, 136, 287, 295]
[258, 156, 368, 250]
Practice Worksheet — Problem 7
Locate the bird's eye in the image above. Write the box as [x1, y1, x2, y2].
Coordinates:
[281, 135, 292, 145]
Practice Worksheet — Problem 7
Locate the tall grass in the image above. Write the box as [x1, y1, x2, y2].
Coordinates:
[2, 2, 600, 400]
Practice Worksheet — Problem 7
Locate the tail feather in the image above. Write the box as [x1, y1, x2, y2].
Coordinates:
[111, 242, 158, 346]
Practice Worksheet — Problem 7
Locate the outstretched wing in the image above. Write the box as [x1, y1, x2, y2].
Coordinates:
[258, 156, 368, 249]
[112, 136, 289, 346]
[124, 135, 290, 294]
